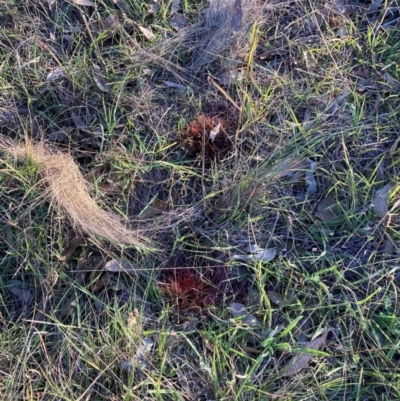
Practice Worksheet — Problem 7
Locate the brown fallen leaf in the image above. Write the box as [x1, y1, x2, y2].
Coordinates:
[7, 280, 34, 305]
[169, 14, 187, 31]
[281, 330, 329, 377]
[163, 80, 187, 96]
[59, 229, 85, 262]
[373, 184, 392, 218]
[138, 198, 168, 220]
[137, 24, 155, 40]
[46, 66, 65, 83]
[91, 273, 111, 292]
[267, 291, 285, 305]
[104, 257, 138, 277]
[315, 193, 341, 222]
[92, 63, 110, 92]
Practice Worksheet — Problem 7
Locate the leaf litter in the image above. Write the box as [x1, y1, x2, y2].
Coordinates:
[373, 184, 392, 218]
[281, 329, 329, 377]
[7, 280, 34, 305]
[92, 63, 110, 92]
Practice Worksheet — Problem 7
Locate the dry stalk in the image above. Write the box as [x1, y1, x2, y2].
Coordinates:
[0, 134, 153, 251]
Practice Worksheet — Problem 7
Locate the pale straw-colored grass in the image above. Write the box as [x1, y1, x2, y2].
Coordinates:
[0, 134, 153, 251]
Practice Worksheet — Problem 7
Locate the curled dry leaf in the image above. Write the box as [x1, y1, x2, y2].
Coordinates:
[163, 80, 186, 96]
[92, 63, 110, 92]
[104, 257, 138, 277]
[138, 25, 155, 40]
[60, 230, 85, 262]
[232, 247, 277, 262]
[138, 197, 168, 220]
[70, 0, 96, 6]
[229, 302, 259, 326]
[215, 69, 244, 86]
[373, 184, 392, 218]
[303, 51, 316, 70]
[46, 66, 65, 83]
[7, 280, 33, 305]
[281, 330, 329, 377]
[169, 14, 187, 31]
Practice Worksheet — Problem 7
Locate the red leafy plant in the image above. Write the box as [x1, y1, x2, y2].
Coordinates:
[181, 114, 233, 160]
[160, 266, 229, 312]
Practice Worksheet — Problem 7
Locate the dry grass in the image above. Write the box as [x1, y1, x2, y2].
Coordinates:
[0, 134, 153, 251]
[1, 0, 400, 399]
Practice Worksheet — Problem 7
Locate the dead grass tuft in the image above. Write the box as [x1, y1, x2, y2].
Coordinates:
[0, 134, 153, 251]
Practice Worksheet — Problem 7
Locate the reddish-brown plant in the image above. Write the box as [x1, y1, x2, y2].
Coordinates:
[160, 266, 229, 311]
[181, 114, 232, 159]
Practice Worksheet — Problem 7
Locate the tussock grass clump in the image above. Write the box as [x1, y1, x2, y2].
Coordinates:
[0, 134, 152, 251]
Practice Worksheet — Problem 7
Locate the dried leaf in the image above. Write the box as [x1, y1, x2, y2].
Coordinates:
[231, 0, 243, 33]
[163, 80, 186, 96]
[303, 51, 316, 70]
[305, 159, 317, 194]
[171, 0, 180, 14]
[281, 330, 329, 376]
[60, 230, 85, 262]
[382, 72, 400, 90]
[104, 257, 138, 277]
[92, 63, 110, 92]
[46, 66, 65, 83]
[373, 184, 392, 218]
[315, 193, 341, 222]
[91, 273, 111, 292]
[232, 248, 276, 262]
[169, 14, 187, 31]
[245, 243, 264, 253]
[148, 1, 160, 13]
[133, 337, 154, 370]
[59, 294, 77, 318]
[215, 69, 244, 86]
[138, 24, 155, 40]
[229, 302, 259, 326]
[138, 198, 168, 220]
[383, 233, 395, 256]
[390, 137, 400, 155]
[267, 291, 285, 305]
[70, 0, 96, 6]
[7, 280, 33, 305]
[95, 13, 120, 41]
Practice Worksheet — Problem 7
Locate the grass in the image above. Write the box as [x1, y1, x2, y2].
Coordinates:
[1, 0, 400, 399]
